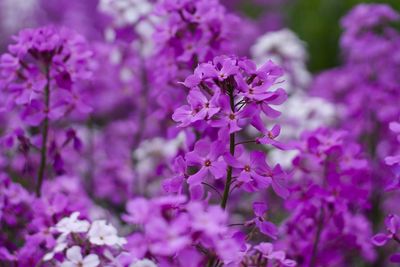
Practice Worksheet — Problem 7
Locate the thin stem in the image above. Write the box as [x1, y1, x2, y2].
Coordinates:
[207, 87, 235, 267]
[202, 182, 222, 200]
[229, 183, 239, 194]
[235, 139, 257, 146]
[36, 63, 50, 197]
[132, 50, 149, 149]
[394, 234, 400, 244]
[220, 89, 236, 210]
[228, 223, 245, 227]
[206, 258, 215, 267]
[207, 131, 234, 264]
[309, 206, 325, 267]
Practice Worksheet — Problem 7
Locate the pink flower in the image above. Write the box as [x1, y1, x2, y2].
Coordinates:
[185, 140, 227, 185]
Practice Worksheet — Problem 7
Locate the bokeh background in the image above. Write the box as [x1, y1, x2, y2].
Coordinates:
[2, 0, 399, 72]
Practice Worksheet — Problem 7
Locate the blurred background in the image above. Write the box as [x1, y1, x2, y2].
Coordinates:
[1, 0, 399, 73]
[226, 0, 400, 72]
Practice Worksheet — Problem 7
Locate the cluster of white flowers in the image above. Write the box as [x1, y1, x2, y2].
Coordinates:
[98, 0, 157, 55]
[98, 0, 152, 27]
[43, 212, 126, 265]
[277, 94, 336, 139]
[251, 29, 311, 92]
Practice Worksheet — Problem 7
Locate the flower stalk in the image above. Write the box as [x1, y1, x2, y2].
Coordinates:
[36, 63, 51, 197]
[221, 89, 236, 210]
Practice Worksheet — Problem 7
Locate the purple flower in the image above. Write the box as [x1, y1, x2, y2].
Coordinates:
[0, 26, 93, 125]
[372, 214, 400, 246]
[254, 242, 297, 266]
[210, 96, 256, 134]
[251, 116, 289, 150]
[201, 57, 239, 81]
[226, 150, 289, 197]
[173, 89, 220, 127]
[246, 202, 278, 240]
[185, 140, 227, 185]
[163, 156, 187, 193]
[225, 151, 268, 191]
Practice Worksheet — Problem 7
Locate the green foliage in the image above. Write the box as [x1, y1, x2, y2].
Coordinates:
[286, 0, 400, 72]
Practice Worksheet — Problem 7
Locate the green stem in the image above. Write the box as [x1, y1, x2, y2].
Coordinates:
[207, 88, 235, 267]
[220, 132, 235, 209]
[220, 89, 236, 210]
[309, 206, 325, 267]
[394, 234, 400, 244]
[36, 64, 50, 197]
[206, 257, 215, 267]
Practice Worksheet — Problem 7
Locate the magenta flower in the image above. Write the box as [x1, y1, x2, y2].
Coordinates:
[185, 140, 227, 185]
[372, 214, 400, 263]
[225, 151, 268, 191]
[226, 150, 289, 198]
[162, 156, 187, 194]
[173, 89, 220, 127]
[251, 116, 289, 150]
[210, 96, 256, 134]
[246, 202, 278, 240]
[254, 242, 297, 266]
[0, 26, 93, 125]
[200, 56, 239, 81]
[372, 214, 400, 246]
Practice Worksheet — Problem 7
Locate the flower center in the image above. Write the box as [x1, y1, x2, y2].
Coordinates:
[204, 159, 211, 167]
[229, 113, 236, 120]
[244, 165, 251, 172]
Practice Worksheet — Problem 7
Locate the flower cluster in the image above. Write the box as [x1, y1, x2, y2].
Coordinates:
[149, 0, 239, 131]
[0, 26, 93, 125]
[172, 55, 288, 200]
[279, 128, 375, 266]
[122, 196, 243, 266]
[0, 26, 94, 197]
[43, 212, 126, 266]
[0, 174, 97, 264]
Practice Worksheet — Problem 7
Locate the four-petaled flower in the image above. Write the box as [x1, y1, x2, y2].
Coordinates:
[55, 212, 90, 236]
[254, 242, 297, 266]
[60, 246, 100, 267]
[88, 220, 127, 246]
[185, 140, 227, 185]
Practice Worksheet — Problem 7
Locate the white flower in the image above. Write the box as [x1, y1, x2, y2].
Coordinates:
[268, 93, 336, 168]
[43, 235, 68, 261]
[99, 0, 152, 26]
[277, 93, 336, 138]
[251, 29, 308, 64]
[251, 29, 311, 92]
[60, 246, 100, 267]
[55, 212, 90, 236]
[88, 220, 127, 246]
[130, 259, 158, 267]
